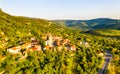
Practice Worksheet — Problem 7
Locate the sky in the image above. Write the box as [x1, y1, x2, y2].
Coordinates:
[0, 0, 120, 20]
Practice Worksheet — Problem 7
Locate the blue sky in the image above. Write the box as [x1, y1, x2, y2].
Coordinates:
[0, 0, 120, 20]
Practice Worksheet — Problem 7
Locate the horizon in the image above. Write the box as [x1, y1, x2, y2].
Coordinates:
[0, 0, 120, 20]
[0, 8, 120, 20]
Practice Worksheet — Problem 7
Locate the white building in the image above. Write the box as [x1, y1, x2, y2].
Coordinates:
[7, 46, 21, 54]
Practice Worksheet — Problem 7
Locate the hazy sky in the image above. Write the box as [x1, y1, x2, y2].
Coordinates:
[0, 0, 120, 20]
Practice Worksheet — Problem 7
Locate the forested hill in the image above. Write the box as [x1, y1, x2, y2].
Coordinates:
[53, 18, 120, 30]
[0, 9, 103, 74]
[0, 9, 51, 47]
[0, 9, 79, 48]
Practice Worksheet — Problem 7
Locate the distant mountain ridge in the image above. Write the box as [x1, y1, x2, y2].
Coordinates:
[53, 18, 120, 30]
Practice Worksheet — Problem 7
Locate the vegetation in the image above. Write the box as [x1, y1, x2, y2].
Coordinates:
[96, 29, 120, 36]
[53, 18, 120, 30]
[0, 9, 120, 74]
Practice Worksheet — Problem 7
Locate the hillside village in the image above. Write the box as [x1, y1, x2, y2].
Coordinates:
[6, 34, 94, 59]
[6, 34, 76, 58]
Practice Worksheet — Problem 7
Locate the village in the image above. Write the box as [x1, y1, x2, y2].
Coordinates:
[6, 34, 77, 59]
[7, 34, 104, 60]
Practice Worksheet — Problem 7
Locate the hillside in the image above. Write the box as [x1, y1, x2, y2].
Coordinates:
[0, 9, 120, 74]
[53, 18, 120, 30]
[0, 9, 80, 48]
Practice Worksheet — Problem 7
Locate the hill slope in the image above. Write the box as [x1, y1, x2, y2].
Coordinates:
[0, 9, 79, 48]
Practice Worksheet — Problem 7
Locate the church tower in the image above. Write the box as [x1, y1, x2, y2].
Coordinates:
[46, 34, 53, 47]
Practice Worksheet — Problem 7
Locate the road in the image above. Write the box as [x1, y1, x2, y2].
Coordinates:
[98, 50, 112, 74]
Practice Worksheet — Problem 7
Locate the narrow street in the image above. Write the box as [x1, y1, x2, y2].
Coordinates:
[98, 50, 112, 74]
